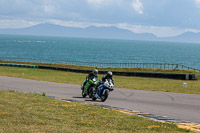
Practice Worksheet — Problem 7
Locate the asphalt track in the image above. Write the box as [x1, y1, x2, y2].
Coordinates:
[0, 76, 200, 123]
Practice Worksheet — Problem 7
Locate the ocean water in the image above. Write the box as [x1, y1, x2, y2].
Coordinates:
[0, 34, 200, 69]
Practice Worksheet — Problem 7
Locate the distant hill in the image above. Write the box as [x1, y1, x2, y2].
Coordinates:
[160, 32, 200, 43]
[0, 23, 157, 41]
[0, 23, 200, 43]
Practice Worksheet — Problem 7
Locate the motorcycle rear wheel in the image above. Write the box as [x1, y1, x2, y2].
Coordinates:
[88, 88, 93, 98]
[92, 97, 97, 101]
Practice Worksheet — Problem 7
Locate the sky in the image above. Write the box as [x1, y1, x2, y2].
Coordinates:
[0, 0, 200, 37]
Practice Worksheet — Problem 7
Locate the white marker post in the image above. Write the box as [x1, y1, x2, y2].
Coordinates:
[183, 83, 187, 88]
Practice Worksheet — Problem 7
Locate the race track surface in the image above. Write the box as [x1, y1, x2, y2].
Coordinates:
[0, 76, 200, 123]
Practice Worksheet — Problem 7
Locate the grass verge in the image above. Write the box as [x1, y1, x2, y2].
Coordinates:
[0, 90, 193, 133]
[0, 66, 200, 94]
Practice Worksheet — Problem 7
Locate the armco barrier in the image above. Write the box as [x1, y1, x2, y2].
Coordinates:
[1, 57, 200, 72]
[0, 63, 197, 80]
[112, 71, 197, 80]
[0, 63, 37, 68]
[37, 65, 198, 80]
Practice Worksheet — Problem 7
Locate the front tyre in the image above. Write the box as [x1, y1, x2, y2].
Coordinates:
[101, 89, 109, 102]
[82, 89, 86, 98]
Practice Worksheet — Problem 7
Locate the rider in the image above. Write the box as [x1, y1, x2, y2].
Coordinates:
[83, 69, 98, 89]
[101, 71, 114, 85]
[94, 71, 114, 94]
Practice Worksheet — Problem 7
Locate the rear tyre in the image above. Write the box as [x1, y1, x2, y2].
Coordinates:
[92, 88, 97, 101]
[92, 97, 97, 101]
[88, 88, 93, 98]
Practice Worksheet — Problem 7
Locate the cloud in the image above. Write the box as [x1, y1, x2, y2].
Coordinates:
[43, 5, 56, 14]
[195, 0, 200, 4]
[132, 0, 143, 14]
[86, 0, 122, 9]
[195, 0, 200, 7]
[87, 0, 112, 8]
[87, 0, 106, 4]
[48, 19, 113, 28]
[86, 0, 125, 8]
[87, 0, 114, 5]
[0, 0, 200, 37]
[0, 19, 39, 28]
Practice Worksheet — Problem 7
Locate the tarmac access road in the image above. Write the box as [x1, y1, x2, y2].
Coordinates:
[0, 76, 200, 123]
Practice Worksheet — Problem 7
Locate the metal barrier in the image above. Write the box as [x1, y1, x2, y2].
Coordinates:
[0, 63, 37, 68]
[0, 61, 198, 80]
[37, 65, 198, 80]
[0, 57, 199, 72]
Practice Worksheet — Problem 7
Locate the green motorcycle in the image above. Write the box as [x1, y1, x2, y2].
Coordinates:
[81, 77, 98, 98]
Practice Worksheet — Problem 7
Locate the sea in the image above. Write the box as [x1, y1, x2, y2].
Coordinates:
[0, 34, 200, 70]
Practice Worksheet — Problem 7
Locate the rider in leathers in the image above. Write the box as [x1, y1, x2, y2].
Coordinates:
[83, 69, 98, 89]
[94, 71, 114, 94]
[101, 71, 114, 85]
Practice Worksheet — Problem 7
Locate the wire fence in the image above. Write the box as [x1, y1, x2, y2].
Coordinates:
[0, 57, 199, 72]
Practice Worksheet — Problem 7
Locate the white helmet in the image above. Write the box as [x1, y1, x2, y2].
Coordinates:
[107, 71, 112, 78]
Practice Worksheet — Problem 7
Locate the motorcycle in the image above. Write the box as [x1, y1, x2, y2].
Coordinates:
[92, 79, 114, 102]
[81, 77, 98, 98]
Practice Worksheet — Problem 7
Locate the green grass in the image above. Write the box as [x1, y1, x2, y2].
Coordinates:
[0, 90, 193, 133]
[0, 66, 200, 94]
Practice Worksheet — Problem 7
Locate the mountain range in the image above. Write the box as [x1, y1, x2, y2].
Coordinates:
[0, 23, 200, 43]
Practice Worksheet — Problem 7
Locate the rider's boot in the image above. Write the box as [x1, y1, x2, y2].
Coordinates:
[84, 82, 91, 95]
[93, 87, 99, 98]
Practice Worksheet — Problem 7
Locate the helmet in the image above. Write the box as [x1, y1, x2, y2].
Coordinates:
[107, 71, 112, 78]
[93, 69, 98, 76]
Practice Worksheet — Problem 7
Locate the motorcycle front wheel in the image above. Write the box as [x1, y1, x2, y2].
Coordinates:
[82, 89, 87, 98]
[101, 89, 109, 102]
